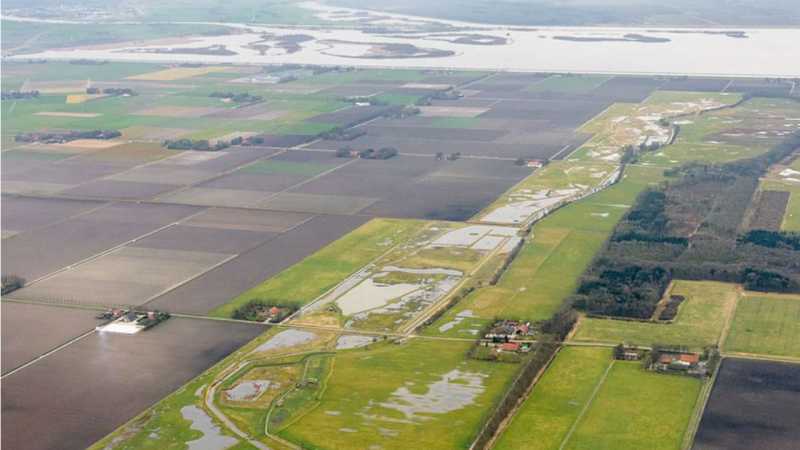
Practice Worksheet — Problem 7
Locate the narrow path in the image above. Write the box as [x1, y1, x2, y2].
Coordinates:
[205, 372, 271, 450]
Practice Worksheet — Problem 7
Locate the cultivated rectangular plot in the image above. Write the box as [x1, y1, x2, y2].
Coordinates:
[363, 174, 522, 221]
[364, 125, 507, 142]
[259, 192, 378, 215]
[109, 166, 215, 185]
[131, 224, 276, 254]
[316, 84, 388, 97]
[1, 180, 72, 196]
[200, 171, 308, 192]
[589, 76, 665, 102]
[61, 179, 180, 200]
[9, 246, 231, 307]
[184, 207, 311, 233]
[3, 161, 124, 185]
[419, 106, 490, 117]
[157, 187, 274, 208]
[1, 195, 105, 235]
[479, 98, 611, 127]
[159, 148, 279, 172]
[660, 77, 732, 92]
[0, 317, 264, 450]
[1, 302, 102, 375]
[147, 214, 368, 314]
[307, 105, 395, 126]
[693, 358, 800, 450]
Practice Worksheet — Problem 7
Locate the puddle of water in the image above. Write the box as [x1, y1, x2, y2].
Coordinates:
[181, 405, 238, 450]
[336, 335, 376, 349]
[224, 380, 272, 401]
[253, 329, 316, 353]
[364, 369, 487, 423]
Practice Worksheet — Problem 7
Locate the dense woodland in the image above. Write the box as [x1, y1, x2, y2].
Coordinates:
[571, 131, 800, 319]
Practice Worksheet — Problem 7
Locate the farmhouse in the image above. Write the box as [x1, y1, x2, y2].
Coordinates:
[484, 320, 532, 341]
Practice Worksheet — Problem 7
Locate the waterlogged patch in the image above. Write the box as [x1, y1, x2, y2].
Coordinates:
[224, 380, 273, 401]
[253, 329, 316, 353]
[362, 369, 487, 424]
[180, 405, 238, 450]
[336, 335, 377, 350]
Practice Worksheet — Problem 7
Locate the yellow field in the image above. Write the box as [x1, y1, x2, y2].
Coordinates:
[65, 94, 106, 104]
[127, 66, 231, 81]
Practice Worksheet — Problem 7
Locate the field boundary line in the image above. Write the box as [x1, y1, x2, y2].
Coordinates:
[681, 362, 720, 450]
[557, 359, 615, 450]
[480, 345, 562, 450]
[717, 286, 742, 352]
[1, 328, 95, 379]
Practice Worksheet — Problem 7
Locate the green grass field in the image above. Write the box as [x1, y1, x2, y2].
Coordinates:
[494, 347, 613, 450]
[724, 291, 800, 359]
[572, 281, 739, 349]
[281, 339, 519, 450]
[210, 218, 427, 317]
[496, 347, 700, 450]
[564, 361, 701, 450]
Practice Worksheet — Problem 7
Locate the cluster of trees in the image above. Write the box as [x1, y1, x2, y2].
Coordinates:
[322, 128, 366, 141]
[1, 275, 25, 295]
[435, 151, 462, 161]
[658, 295, 685, 321]
[336, 146, 398, 160]
[163, 139, 229, 151]
[210, 92, 263, 103]
[15, 129, 121, 143]
[1, 90, 40, 100]
[570, 131, 800, 318]
[231, 300, 298, 322]
[740, 229, 800, 251]
[86, 87, 136, 96]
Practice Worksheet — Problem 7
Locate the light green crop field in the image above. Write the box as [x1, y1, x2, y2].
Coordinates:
[724, 291, 800, 359]
[525, 74, 613, 93]
[494, 347, 613, 450]
[564, 361, 701, 450]
[572, 281, 739, 349]
[280, 339, 519, 450]
[211, 218, 427, 317]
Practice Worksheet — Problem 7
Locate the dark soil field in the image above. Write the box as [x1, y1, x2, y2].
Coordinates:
[0, 316, 264, 450]
[748, 190, 790, 230]
[2, 201, 201, 281]
[693, 358, 800, 450]
[660, 77, 732, 92]
[1, 195, 104, 236]
[1, 302, 103, 374]
[147, 213, 367, 313]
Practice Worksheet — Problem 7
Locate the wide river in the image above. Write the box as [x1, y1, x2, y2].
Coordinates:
[4, 2, 800, 77]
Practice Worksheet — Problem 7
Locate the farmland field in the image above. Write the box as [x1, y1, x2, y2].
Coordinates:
[496, 347, 701, 450]
[494, 347, 613, 450]
[724, 292, 800, 359]
[564, 361, 701, 450]
[693, 358, 800, 450]
[280, 339, 519, 450]
[572, 281, 740, 350]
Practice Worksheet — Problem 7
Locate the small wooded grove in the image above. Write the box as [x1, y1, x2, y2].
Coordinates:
[571, 131, 800, 319]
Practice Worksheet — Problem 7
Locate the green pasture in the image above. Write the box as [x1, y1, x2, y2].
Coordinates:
[725, 291, 800, 359]
[573, 281, 739, 349]
[494, 347, 613, 450]
[281, 338, 519, 450]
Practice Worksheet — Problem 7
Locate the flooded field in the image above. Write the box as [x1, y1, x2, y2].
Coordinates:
[1, 317, 263, 450]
